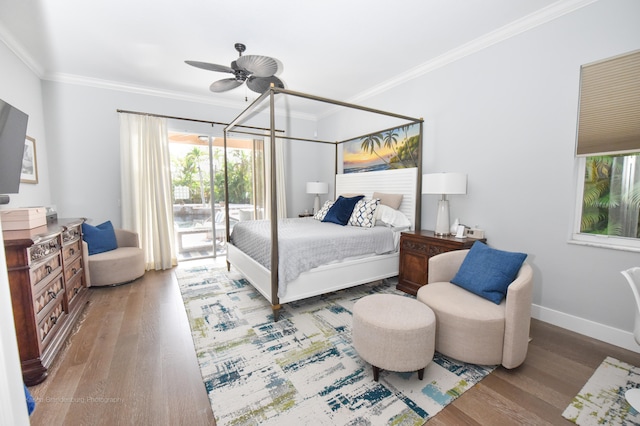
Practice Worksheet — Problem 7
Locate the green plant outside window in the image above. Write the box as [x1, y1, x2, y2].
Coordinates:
[581, 154, 640, 238]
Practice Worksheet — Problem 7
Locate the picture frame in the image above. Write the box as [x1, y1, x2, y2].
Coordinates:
[21, 136, 38, 184]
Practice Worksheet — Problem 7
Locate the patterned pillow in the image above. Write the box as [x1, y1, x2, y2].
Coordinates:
[314, 200, 334, 220]
[348, 198, 380, 228]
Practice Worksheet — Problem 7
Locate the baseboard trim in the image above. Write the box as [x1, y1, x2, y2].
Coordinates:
[532, 304, 640, 353]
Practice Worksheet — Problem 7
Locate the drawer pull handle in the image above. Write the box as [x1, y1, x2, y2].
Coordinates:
[72, 268, 77, 275]
[69, 248, 75, 255]
[74, 287, 80, 294]
[47, 290, 57, 300]
[45, 265, 52, 274]
[50, 315, 58, 325]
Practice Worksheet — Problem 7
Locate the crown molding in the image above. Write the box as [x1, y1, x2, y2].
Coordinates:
[324, 0, 598, 118]
[0, 22, 45, 77]
[43, 72, 317, 122]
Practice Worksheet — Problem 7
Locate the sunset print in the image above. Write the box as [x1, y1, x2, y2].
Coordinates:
[343, 123, 420, 173]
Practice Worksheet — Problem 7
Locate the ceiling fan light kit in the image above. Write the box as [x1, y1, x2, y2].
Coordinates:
[186, 43, 284, 94]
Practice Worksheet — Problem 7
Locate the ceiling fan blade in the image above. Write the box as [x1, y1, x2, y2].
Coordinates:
[236, 55, 278, 78]
[210, 78, 244, 92]
[185, 60, 234, 74]
[247, 76, 285, 94]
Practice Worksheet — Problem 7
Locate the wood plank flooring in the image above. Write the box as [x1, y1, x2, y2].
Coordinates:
[27, 259, 640, 425]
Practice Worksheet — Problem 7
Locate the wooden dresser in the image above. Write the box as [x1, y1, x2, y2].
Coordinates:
[397, 230, 485, 296]
[3, 218, 89, 385]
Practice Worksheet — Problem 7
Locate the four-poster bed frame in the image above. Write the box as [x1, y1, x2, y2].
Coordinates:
[222, 87, 424, 320]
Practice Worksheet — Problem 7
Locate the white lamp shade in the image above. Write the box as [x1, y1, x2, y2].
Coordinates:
[306, 181, 329, 194]
[422, 173, 467, 195]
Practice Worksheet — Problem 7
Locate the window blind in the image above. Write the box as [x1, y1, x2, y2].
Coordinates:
[576, 49, 640, 156]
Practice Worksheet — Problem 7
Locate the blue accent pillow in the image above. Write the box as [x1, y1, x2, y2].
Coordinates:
[322, 195, 365, 225]
[82, 221, 118, 255]
[451, 241, 527, 304]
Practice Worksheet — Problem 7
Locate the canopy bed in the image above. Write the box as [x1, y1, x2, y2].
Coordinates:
[222, 87, 423, 320]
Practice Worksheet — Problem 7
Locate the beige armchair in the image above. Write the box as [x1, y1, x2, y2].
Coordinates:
[416, 249, 533, 368]
[82, 228, 145, 287]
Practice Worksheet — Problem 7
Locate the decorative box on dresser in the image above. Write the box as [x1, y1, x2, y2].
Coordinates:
[2, 218, 89, 385]
[397, 230, 486, 296]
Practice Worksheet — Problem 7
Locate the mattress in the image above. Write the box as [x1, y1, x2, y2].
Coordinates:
[229, 217, 397, 294]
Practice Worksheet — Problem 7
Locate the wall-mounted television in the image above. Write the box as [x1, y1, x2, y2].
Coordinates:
[0, 98, 29, 204]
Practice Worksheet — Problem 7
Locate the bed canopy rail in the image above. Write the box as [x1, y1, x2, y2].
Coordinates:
[223, 86, 424, 320]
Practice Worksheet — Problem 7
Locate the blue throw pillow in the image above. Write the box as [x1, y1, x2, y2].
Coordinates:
[322, 195, 365, 226]
[82, 221, 118, 255]
[451, 241, 527, 304]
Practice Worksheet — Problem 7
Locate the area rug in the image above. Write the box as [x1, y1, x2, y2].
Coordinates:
[562, 356, 640, 425]
[176, 263, 496, 426]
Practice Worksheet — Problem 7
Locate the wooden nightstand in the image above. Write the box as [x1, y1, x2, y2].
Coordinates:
[397, 230, 486, 295]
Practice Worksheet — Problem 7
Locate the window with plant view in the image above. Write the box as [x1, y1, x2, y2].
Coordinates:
[580, 154, 640, 239]
[573, 50, 640, 249]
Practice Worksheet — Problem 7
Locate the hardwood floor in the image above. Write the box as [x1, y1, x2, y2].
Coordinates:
[28, 259, 640, 425]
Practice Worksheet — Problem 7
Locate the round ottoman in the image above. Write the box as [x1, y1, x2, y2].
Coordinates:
[352, 294, 436, 381]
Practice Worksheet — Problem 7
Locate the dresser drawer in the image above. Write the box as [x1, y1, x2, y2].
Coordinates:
[62, 238, 82, 262]
[28, 236, 60, 264]
[66, 272, 85, 307]
[64, 256, 83, 282]
[30, 253, 63, 287]
[38, 299, 65, 349]
[61, 224, 82, 246]
[33, 274, 65, 322]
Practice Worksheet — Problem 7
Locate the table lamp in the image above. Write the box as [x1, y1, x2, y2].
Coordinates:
[306, 181, 329, 214]
[422, 173, 467, 236]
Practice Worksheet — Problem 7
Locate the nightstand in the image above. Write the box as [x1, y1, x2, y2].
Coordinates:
[397, 230, 485, 295]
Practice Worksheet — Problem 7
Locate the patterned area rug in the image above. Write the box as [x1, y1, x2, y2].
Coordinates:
[563, 356, 640, 425]
[176, 263, 496, 426]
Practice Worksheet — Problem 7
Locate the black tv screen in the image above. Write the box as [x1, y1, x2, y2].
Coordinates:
[0, 98, 29, 195]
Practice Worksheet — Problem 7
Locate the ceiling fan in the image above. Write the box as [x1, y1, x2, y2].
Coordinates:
[185, 43, 284, 94]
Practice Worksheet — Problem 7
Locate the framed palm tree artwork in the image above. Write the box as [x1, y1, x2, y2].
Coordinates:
[343, 123, 420, 174]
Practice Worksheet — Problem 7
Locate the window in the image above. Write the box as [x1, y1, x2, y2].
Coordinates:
[575, 154, 640, 249]
[572, 50, 640, 251]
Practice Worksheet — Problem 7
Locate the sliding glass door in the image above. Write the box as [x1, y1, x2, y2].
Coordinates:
[168, 131, 264, 262]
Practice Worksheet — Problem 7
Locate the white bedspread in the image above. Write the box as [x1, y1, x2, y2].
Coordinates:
[229, 217, 396, 296]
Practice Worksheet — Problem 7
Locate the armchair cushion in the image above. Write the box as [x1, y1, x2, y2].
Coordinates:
[451, 241, 527, 304]
[82, 220, 118, 255]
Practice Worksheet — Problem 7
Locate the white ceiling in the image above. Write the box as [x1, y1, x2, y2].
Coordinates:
[0, 0, 591, 118]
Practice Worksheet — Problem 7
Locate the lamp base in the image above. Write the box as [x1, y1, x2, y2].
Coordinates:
[434, 199, 450, 236]
[313, 194, 321, 214]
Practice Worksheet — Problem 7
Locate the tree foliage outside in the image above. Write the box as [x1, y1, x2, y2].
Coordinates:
[581, 154, 640, 238]
[171, 145, 253, 205]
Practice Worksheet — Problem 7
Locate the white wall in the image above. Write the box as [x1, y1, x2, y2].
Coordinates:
[41, 82, 320, 225]
[320, 0, 640, 350]
[0, 41, 40, 426]
[0, 40, 51, 208]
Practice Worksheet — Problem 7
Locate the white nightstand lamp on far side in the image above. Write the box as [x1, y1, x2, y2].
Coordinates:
[307, 181, 328, 214]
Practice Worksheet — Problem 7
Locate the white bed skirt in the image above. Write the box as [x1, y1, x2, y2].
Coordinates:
[227, 243, 399, 305]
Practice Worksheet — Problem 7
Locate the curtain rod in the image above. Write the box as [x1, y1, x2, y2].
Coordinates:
[116, 109, 284, 133]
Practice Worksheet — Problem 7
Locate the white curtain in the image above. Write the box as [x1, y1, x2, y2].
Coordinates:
[119, 113, 177, 270]
[264, 137, 287, 219]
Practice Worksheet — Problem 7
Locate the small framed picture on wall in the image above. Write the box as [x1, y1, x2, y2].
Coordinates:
[21, 136, 38, 184]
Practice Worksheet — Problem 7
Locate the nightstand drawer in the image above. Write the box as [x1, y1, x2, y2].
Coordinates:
[397, 230, 484, 296]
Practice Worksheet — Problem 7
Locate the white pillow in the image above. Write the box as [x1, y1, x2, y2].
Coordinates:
[375, 204, 411, 228]
[348, 198, 380, 228]
[314, 200, 334, 220]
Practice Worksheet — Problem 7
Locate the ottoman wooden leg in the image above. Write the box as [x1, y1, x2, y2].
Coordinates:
[418, 368, 425, 380]
[373, 365, 380, 382]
